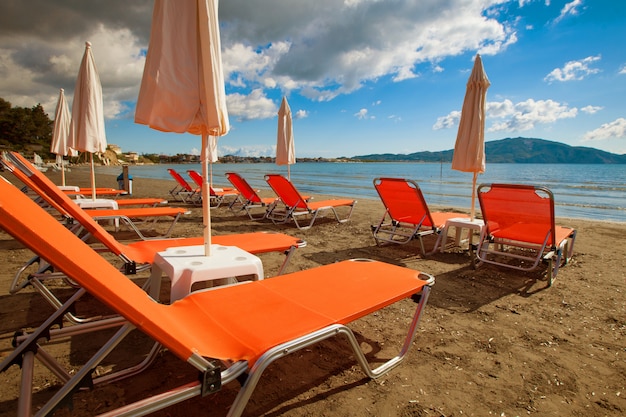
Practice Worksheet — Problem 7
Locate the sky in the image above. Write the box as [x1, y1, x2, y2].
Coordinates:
[1, 0, 625, 158]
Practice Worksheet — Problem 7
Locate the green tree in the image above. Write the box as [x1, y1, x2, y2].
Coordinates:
[0, 97, 53, 155]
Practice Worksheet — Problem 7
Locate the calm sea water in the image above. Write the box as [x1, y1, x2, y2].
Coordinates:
[95, 162, 626, 222]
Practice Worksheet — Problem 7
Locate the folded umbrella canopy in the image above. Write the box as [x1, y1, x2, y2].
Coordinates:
[69, 42, 107, 200]
[451, 54, 490, 220]
[50, 88, 73, 186]
[135, 0, 230, 256]
[276, 96, 295, 180]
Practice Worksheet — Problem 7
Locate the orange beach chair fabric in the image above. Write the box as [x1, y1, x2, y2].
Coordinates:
[0, 174, 433, 417]
[476, 183, 576, 286]
[225, 171, 278, 219]
[265, 173, 356, 230]
[372, 177, 469, 254]
[167, 168, 201, 203]
[187, 169, 240, 207]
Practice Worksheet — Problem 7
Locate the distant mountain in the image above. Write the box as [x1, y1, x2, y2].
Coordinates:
[351, 137, 626, 164]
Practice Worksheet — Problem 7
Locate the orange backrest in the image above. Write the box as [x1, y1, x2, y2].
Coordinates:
[477, 183, 556, 247]
[265, 174, 308, 209]
[188, 169, 228, 196]
[373, 178, 436, 228]
[7, 152, 127, 257]
[226, 172, 261, 203]
[2, 158, 70, 217]
[187, 169, 203, 188]
[168, 168, 194, 192]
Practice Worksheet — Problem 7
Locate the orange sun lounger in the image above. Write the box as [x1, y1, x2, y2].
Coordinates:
[476, 183, 577, 286]
[60, 185, 168, 207]
[4, 152, 189, 240]
[265, 173, 356, 230]
[187, 169, 240, 208]
[225, 171, 278, 219]
[0, 173, 433, 417]
[167, 168, 201, 204]
[371, 177, 470, 254]
[3, 153, 305, 318]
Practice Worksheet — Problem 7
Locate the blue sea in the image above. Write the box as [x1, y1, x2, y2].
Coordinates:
[95, 162, 626, 223]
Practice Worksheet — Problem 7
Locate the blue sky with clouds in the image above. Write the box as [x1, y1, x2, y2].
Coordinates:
[1, 0, 625, 158]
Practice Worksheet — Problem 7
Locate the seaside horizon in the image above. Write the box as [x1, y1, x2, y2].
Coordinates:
[84, 161, 626, 223]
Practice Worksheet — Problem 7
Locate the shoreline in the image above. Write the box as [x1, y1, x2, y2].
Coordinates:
[58, 167, 626, 224]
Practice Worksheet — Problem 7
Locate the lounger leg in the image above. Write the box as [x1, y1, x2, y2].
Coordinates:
[276, 246, 295, 275]
[17, 351, 34, 417]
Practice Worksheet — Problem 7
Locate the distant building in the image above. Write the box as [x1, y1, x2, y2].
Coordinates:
[125, 152, 139, 163]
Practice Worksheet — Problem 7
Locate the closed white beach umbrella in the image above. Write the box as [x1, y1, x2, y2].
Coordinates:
[69, 42, 107, 200]
[135, 0, 230, 256]
[50, 88, 73, 186]
[276, 96, 295, 179]
[451, 54, 490, 220]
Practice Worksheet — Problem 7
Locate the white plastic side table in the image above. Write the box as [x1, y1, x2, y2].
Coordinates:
[73, 199, 120, 229]
[149, 244, 264, 302]
[438, 217, 485, 253]
[73, 199, 119, 210]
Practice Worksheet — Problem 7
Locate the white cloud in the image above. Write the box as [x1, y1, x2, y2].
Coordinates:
[0, 0, 520, 122]
[544, 55, 601, 83]
[220, 144, 275, 157]
[580, 105, 602, 114]
[554, 0, 583, 24]
[433, 110, 461, 130]
[220, 0, 517, 102]
[226, 89, 277, 121]
[487, 98, 578, 131]
[294, 109, 308, 119]
[619, 64, 626, 75]
[582, 118, 626, 142]
[0, 19, 145, 120]
[434, 98, 580, 132]
[354, 108, 374, 120]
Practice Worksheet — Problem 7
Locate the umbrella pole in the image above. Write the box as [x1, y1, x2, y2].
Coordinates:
[470, 172, 478, 221]
[287, 165, 291, 181]
[201, 134, 212, 256]
[90, 153, 96, 200]
[60, 157, 66, 186]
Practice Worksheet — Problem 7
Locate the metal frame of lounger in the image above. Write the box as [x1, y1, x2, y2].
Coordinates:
[264, 173, 357, 230]
[0, 176, 433, 417]
[371, 177, 470, 254]
[475, 183, 577, 286]
[187, 169, 240, 208]
[225, 171, 278, 219]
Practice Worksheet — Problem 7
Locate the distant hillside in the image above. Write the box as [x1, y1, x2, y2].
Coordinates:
[352, 137, 626, 164]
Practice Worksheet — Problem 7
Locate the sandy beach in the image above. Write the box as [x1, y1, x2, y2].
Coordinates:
[0, 168, 624, 417]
